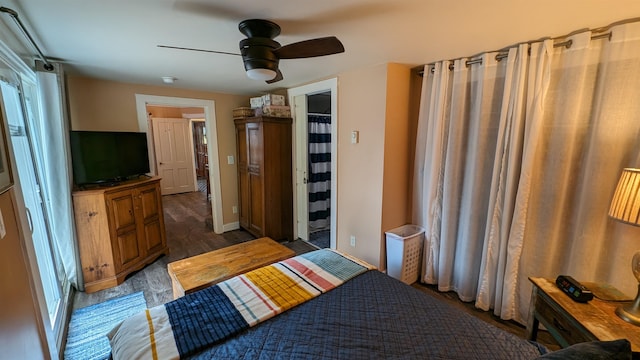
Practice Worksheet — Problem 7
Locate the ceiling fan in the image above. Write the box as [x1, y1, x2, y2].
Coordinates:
[158, 19, 345, 84]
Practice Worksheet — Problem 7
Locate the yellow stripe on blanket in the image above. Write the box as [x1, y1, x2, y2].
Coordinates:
[108, 305, 180, 360]
[144, 309, 159, 360]
[221, 260, 329, 326]
[245, 264, 315, 310]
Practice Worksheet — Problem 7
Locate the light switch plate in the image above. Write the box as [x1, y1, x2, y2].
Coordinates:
[227, 155, 234, 165]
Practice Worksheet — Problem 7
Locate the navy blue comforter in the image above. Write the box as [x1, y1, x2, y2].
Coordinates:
[187, 270, 544, 359]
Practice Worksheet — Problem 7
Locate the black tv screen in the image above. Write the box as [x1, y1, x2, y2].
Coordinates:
[70, 131, 150, 185]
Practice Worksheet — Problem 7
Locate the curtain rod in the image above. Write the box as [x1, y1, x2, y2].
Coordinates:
[418, 31, 612, 76]
[0, 6, 54, 71]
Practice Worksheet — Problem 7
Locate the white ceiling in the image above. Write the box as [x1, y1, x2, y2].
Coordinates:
[3, 0, 640, 95]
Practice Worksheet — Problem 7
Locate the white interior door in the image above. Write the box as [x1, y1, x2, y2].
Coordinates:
[294, 95, 309, 241]
[152, 117, 196, 195]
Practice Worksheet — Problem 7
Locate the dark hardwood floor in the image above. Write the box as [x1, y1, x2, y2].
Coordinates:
[71, 184, 558, 350]
[72, 186, 316, 310]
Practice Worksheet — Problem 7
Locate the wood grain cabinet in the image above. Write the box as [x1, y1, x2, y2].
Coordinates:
[73, 177, 169, 293]
[235, 116, 293, 242]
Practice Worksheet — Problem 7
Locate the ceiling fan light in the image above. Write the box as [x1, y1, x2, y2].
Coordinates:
[246, 68, 277, 81]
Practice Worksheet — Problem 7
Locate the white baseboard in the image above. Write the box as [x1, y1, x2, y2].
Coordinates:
[223, 222, 240, 232]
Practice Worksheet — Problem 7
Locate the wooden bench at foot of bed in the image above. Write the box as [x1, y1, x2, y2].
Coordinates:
[167, 237, 296, 299]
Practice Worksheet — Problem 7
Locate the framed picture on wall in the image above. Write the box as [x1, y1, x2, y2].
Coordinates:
[0, 103, 13, 194]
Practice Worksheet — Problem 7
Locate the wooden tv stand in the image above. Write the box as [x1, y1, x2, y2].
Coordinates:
[72, 177, 169, 293]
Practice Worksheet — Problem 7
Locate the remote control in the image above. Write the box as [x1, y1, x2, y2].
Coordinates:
[555, 275, 593, 303]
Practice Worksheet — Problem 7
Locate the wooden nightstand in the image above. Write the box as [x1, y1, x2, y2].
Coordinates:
[527, 277, 640, 351]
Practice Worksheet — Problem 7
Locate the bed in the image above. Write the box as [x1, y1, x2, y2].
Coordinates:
[107, 249, 632, 360]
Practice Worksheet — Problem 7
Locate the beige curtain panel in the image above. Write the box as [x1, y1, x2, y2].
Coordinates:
[413, 20, 640, 324]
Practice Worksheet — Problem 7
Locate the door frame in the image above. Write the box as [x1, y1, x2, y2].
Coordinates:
[292, 95, 309, 240]
[135, 94, 224, 234]
[191, 119, 206, 179]
[287, 78, 338, 248]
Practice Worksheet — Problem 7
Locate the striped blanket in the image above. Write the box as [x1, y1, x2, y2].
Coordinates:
[108, 249, 374, 360]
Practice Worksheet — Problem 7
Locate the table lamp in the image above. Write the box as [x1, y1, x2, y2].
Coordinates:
[608, 167, 640, 326]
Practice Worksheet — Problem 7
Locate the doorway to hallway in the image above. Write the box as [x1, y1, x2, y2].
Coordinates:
[288, 78, 338, 249]
[135, 94, 224, 234]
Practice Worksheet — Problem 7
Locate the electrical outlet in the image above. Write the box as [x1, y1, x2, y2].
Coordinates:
[232, 205, 238, 214]
[350, 235, 356, 247]
[351, 130, 359, 144]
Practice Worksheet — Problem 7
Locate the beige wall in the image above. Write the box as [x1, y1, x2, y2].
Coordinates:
[380, 64, 412, 264]
[337, 63, 387, 266]
[146, 105, 185, 118]
[336, 63, 412, 268]
[66, 76, 249, 225]
[146, 106, 204, 118]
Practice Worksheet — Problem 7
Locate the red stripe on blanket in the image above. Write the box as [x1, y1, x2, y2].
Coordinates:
[283, 258, 336, 291]
[239, 275, 279, 316]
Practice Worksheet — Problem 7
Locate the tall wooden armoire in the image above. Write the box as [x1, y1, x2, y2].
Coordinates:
[235, 116, 293, 242]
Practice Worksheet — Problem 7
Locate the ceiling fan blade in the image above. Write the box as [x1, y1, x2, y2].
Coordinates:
[266, 69, 284, 84]
[274, 37, 344, 59]
[157, 45, 240, 56]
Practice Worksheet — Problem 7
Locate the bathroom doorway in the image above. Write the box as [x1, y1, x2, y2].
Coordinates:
[288, 78, 337, 249]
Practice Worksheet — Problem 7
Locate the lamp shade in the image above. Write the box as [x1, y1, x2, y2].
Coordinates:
[609, 168, 640, 226]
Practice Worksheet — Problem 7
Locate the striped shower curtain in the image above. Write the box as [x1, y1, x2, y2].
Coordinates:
[308, 114, 331, 230]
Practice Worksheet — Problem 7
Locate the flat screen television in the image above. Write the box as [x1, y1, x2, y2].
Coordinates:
[70, 131, 151, 186]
